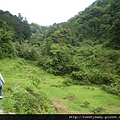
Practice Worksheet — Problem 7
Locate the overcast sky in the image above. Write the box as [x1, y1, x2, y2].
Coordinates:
[0, 0, 96, 26]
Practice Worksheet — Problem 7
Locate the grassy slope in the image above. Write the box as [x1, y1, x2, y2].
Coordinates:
[0, 58, 120, 114]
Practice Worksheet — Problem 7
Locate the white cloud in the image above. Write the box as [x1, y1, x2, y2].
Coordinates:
[0, 0, 96, 26]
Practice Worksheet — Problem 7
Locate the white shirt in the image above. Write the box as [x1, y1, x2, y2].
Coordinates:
[0, 73, 5, 84]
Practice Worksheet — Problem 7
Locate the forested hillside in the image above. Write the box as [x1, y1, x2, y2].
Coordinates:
[0, 0, 120, 114]
[29, 0, 120, 87]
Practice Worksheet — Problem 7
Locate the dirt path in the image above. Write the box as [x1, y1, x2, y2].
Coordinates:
[52, 98, 68, 113]
[0, 109, 15, 114]
[106, 107, 120, 113]
[0, 109, 4, 114]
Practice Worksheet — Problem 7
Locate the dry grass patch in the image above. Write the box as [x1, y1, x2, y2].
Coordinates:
[106, 107, 120, 113]
[52, 98, 68, 113]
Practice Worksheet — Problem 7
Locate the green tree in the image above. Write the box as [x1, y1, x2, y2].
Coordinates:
[0, 29, 16, 58]
[0, 10, 31, 42]
[44, 44, 72, 75]
[110, 19, 120, 49]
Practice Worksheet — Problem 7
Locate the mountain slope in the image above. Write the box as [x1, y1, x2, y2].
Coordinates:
[0, 58, 120, 114]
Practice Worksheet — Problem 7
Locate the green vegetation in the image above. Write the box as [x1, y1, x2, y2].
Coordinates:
[0, 59, 56, 114]
[0, 58, 120, 114]
[0, 0, 120, 114]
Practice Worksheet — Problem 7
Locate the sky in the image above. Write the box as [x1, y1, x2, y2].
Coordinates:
[0, 0, 96, 26]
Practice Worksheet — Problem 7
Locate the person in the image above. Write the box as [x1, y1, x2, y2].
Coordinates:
[0, 73, 5, 99]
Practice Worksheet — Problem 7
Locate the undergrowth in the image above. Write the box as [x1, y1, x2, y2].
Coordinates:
[0, 58, 120, 114]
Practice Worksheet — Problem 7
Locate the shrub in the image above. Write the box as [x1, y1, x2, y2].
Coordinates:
[71, 69, 117, 85]
[92, 107, 106, 114]
[41, 44, 74, 75]
[0, 29, 17, 58]
[101, 84, 120, 96]
[16, 43, 40, 61]
[81, 101, 90, 108]
[89, 71, 116, 85]
[2, 95, 15, 113]
[71, 71, 87, 81]
[13, 89, 55, 114]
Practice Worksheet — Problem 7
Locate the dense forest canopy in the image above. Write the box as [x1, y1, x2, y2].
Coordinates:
[0, 0, 120, 95]
[0, 10, 31, 42]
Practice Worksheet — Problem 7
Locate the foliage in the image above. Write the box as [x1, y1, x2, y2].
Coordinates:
[0, 10, 31, 42]
[0, 0, 120, 115]
[67, 0, 120, 48]
[101, 84, 120, 96]
[16, 43, 40, 61]
[70, 70, 117, 85]
[40, 43, 80, 75]
[0, 0, 120, 97]
[13, 90, 53, 114]
[0, 21, 17, 58]
[92, 107, 106, 114]
[29, 23, 45, 46]
[110, 19, 120, 49]
[3, 87, 55, 114]
[1, 58, 56, 114]
[1, 58, 120, 114]
[82, 101, 90, 108]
